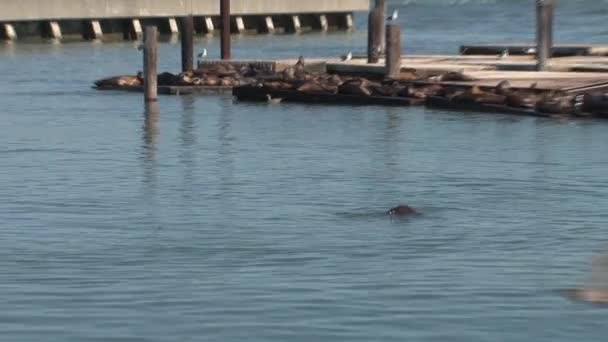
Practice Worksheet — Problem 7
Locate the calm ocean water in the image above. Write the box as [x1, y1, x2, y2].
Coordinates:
[3, 1, 608, 341]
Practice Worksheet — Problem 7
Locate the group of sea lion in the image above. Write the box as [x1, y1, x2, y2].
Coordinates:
[434, 79, 577, 115]
[93, 62, 268, 89]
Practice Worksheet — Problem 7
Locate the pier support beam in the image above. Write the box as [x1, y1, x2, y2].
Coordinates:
[143, 26, 158, 102]
[1, 23, 17, 40]
[344, 13, 354, 30]
[180, 15, 194, 72]
[84, 20, 103, 40]
[126, 19, 143, 40]
[368, 0, 385, 63]
[168, 17, 179, 34]
[220, 0, 231, 59]
[385, 23, 401, 79]
[235, 16, 245, 34]
[318, 14, 329, 32]
[291, 15, 302, 33]
[203, 16, 215, 34]
[45, 21, 62, 40]
[264, 16, 275, 33]
[536, 0, 554, 71]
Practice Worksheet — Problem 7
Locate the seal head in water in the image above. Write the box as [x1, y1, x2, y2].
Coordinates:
[388, 204, 417, 216]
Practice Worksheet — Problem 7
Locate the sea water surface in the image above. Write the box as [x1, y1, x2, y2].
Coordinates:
[3, 0, 608, 341]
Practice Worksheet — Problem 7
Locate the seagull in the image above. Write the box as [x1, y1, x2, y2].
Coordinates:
[342, 51, 353, 61]
[525, 47, 537, 54]
[387, 9, 398, 21]
[197, 48, 208, 67]
[500, 49, 509, 59]
[266, 94, 282, 104]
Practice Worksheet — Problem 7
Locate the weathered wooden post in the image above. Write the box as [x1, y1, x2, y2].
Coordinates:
[143, 26, 158, 102]
[367, 0, 385, 63]
[385, 23, 401, 79]
[181, 15, 194, 72]
[220, 0, 231, 59]
[536, 0, 555, 71]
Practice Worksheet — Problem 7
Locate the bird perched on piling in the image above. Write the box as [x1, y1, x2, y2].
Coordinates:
[387, 9, 398, 21]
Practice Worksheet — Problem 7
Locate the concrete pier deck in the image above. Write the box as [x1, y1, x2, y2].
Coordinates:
[0, 0, 369, 41]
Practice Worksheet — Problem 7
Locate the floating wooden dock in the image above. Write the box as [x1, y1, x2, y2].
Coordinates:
[459, 44, 608, 57]
[95, 53, 608, 118]
[232, 85, 423, 106]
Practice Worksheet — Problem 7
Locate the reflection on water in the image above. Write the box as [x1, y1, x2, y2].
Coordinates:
[142, 100, 159, 194]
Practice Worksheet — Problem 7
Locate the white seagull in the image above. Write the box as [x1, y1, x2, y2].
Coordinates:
[388, 9, 398, 21]
[342, 51, 353, 61]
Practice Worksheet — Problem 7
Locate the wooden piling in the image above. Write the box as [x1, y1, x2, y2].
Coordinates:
[220, 0, 231, 59]
[385, 23, 401, 79]
[180, 15, 194, 72]
[536, 0, 555, 71]
[143, 26, 158, 102]
[367, 0, 385, 63]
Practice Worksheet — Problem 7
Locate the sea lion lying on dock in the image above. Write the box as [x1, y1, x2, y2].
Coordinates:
[94, 73, 143, 88]
[535, 90, 574, 114]
[428, 71, 478, 83]
[450, 86, 507, 105]
[338, 78, 373, 96]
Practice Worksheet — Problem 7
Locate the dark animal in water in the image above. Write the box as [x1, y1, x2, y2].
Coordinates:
[387, 205, 417, 216]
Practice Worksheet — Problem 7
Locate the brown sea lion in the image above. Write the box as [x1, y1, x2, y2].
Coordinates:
[157, 72, 178, 86]
[494, 80, 511, 96]
[94, 74, 142, 88]
[203, 75, 220, 86]
[297, 81, 336, 94]
[176, 73, 194, 85]
[388, 205, 418, 217]
[535, 91, 574, 114]
[429, 71, 477, 82]
[557, 249, 608, 307]
[338, 79, 373, 96]
[506, 91, 537, 109]
[265, 81, 294, 90]
[451, 86, 506, 105]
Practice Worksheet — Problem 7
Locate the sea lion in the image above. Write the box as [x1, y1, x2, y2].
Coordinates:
[388, 205, 418, 217]
[157, 72, 178, 86]
[430, 71, 477, 82]
[94, 74, 142, 88]
[203, 75, 220, 86]
[338, 78, 373, 96]
[282, 66, 296, 81]
[535, 91, 574, 114]
[451, 86, 506, 105]
[557, 249, 608, 307]
[294, 55, 307, 80]
[176, 73, 194, 85]
[296, 81, 336, 94]
[506, 91, 537, 109]
[494, 80, 511, 96]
